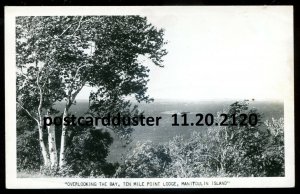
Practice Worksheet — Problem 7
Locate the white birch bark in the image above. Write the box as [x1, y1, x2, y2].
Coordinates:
[38, 124, 50, 167]
[59, 107, 68, 169]
[47, 113, 58, 170]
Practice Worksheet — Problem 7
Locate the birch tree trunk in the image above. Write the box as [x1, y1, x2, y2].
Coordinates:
[36, 64, 50, 168]
[58, 82, 83, 169]
[47, 113, 58, 170]
[38, 124, 50, 168]
[59, 107, 68, 169]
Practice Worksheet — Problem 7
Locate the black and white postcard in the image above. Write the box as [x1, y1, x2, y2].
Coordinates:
[5, 6, 294, 188]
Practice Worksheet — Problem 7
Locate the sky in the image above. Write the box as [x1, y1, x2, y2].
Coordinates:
[76, 6, 293, 101]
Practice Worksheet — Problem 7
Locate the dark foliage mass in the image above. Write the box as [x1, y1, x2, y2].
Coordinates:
[63, 126, 118, 177]
[17, 109, 43, 171]
[17, 130, 42, 171]
[17, 123, 118, 177]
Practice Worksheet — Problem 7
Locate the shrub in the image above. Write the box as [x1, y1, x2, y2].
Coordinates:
[115, 141, 171, 178]
[117, 101, 285, 178]
[206, 100, 270, 176]
[263, 117, 284, 176]
[63, 126, 118, 177]
[17, 130, 42, 171]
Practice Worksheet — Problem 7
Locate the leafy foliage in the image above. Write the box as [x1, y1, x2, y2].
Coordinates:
[117, 101, 285, 178]
[17, 108, 45, 171]
[207, 100, 269, 176]
[16, 16, 167, 116]
[115, 141, 171, 178]
[17, 130, 42, 171]
[16, 15, 167, 174]
[263, 118, 284, 176]
[61, 125, 117, 177]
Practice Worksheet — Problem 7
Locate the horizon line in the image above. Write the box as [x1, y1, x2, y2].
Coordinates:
[74, 97, 284, 102]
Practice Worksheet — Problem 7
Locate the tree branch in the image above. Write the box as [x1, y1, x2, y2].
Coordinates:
[17, 102, 39, 124]
[60, 16, 89, 37]
[73, 64, 92, 82]
[72, 16, 83, 36]
[59, 22, 75, 37]
[36, 60, 44, 124]
[17, 73, 29, 91]
[65, 63, 92, 106]
[71, 81, 85, 103]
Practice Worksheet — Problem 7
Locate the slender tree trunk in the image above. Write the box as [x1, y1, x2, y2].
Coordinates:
[35, 59, 51, 169]
[59, 107, 68, 169]
[47, 113, 58, 170]
[38, 124, 50, 168]
[58, 83, 83, 170]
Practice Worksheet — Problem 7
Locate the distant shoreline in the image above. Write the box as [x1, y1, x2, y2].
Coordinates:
[73, 98, 284, 103]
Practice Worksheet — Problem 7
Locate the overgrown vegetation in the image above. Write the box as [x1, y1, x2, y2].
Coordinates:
[17, 100, 284, 177]
[115, 100, 284, 177]
[17, 123, 118, 177]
